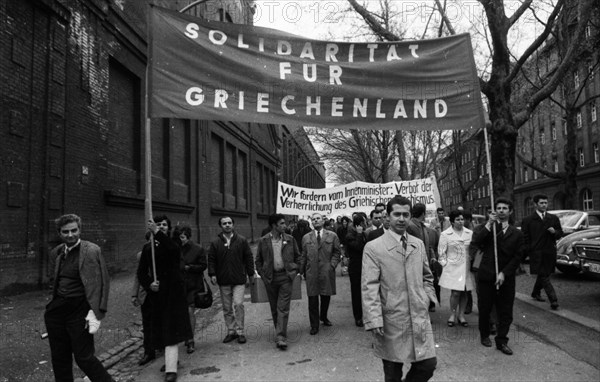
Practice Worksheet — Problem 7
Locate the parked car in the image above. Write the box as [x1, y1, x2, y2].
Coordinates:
[555, 227, 600, 274]
[574, 238, 600, 277]
[548, 210, 600, 236]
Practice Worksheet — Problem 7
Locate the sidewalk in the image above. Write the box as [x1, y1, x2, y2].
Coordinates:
[135, 274, 600, 382]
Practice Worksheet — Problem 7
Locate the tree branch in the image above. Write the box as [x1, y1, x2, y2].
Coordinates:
[506, 0, 563, 84]
[516, 151, 564, 179]
[514, 0, 595, 128]
[434, 0, 456, 35]
[346, 0, 402, 41]
[508, 0, 534, 26]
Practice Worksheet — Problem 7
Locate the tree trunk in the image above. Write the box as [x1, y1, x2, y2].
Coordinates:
[563, 109, 578, 208]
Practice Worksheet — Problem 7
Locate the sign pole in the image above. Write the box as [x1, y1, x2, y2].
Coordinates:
[483, 125, 499, 290]
[146, 5, 157, 282]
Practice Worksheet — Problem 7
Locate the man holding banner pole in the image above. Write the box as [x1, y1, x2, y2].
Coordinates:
[471, 198, 524, 355]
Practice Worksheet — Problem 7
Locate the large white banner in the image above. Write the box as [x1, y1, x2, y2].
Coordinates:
[277, 178, 441, 217]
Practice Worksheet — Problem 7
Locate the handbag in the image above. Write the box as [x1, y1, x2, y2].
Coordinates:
[470, 249, 483, 272]
[194, 277, 213, 309]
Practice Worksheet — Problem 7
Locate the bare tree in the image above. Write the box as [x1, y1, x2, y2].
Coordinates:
[346, 0, 596, 199]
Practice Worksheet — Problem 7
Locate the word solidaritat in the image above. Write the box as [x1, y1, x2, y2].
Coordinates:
[149, 6, 485, 131]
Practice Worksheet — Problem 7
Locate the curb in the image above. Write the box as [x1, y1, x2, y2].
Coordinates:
[514, 292, 600, 333]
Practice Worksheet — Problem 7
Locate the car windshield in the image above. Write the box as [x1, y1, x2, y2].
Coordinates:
[589, 215, 600, 226]
[553, 211, 584, 227]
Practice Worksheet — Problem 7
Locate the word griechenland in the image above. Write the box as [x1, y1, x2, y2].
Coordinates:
[182, 24, 450, 119]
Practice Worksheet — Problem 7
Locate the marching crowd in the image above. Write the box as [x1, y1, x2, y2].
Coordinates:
[44, 193, 562, 382]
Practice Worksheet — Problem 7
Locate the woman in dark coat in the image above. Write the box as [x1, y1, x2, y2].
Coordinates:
[137, 215, 192, 382]
[178, 225, 207, 354]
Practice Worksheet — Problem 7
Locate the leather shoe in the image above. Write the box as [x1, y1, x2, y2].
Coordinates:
[276, 340, 288, 350]
[222, 333, 239, 343]
[531, 294, 546, 302]
[186, 340, 195, 354]
[551, 302, 559, 310]
[310, 327, 319, 335]
[237, 335, 247, 344]
[165, 372, 177, 382]
[138, 353, 155, 366]
[496, 343, 513, 355]
[355, 319, 364, 327]
[321, 319, 333, 326]
[481, 337, 492, 347]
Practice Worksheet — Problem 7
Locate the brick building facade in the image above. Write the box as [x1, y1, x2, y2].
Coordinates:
[0, 0, 324, 294]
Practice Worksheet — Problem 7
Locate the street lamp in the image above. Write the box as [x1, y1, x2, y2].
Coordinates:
[293, 162, 324, 185]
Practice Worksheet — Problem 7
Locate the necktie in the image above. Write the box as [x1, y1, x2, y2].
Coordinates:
[542, 213, 545, 220]
[401, 236, 407, 251]
[317, 231, 321, 244]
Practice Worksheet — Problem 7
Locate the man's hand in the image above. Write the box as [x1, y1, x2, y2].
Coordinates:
[147, 219, 158, 234]
[184, 265, 190, 271]
[370, 327, 384, 338]
[150, 280, 160, 292]
[211, 276, 217, 285]
[356, 225, 364, 234]
[131, 296, 140, 307]
[495, 272, 505, 287]
[547, 227, 556, 234]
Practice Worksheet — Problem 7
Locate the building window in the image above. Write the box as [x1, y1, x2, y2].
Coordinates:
[577, 111, 582, 129]
[533, 170, 538, 180]
[585, 24, 592, 39]
[590, 63, 596, 79]
[554, 159, 559, 172]
[579, 148, 585, 167]
[562, 119, 567, 135]
[574, 71, 580, 88]
[551, 126, 557, 141]
[592, 103, 597, 122]
[582, 189, 594, 211]
[523, 167, 529, 182]
[524, 197, 535, 216]
[541, 132, 545, 144]
[594, 143, 599, 163]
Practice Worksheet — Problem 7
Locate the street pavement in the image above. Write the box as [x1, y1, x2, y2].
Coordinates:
[135, 272, 600, 382]
[1, 266, 599, 382]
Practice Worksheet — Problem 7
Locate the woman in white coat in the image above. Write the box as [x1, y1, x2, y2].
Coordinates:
[438, 210, 475, 327]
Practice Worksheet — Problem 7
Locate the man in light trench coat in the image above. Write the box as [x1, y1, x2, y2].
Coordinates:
[362, 196, 438, 382]
[301, 213, 341, 335]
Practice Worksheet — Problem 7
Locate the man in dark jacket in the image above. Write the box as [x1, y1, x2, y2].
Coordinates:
[345, 214, 368, 327]
[521, 194, 563, 310]
[45, 214, 113, 382]
[472, 198, 524, 356]
[138, 215, 192, 382]
[208, 217, 255, 344]
[255, 214, 301, 350]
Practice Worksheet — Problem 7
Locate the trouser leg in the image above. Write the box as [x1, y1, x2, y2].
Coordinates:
[219, 285, 235, 333]
[532, 274, 544, 297]
[495, 278, 515, 346]
[540, 273, 557, 302]
[232, 284, 246, 335]
[477, 279, 495, 339]
[141, 298, 154, 355]
[274, 273, 293, 341]
[45, 302, 75, 382]
[164, 345, 178, 373]
[382, 359, 404, 382]
[349, 271, 362, 321]
[405, 357, 437, 382]
[308, 296, 319, 329]
[319, 295, 331, 321]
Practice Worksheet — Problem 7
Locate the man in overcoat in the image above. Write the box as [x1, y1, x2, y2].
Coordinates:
[255, 213, 302, 350]
[137, 215, 192, 382]
[521, 194, 563, 310]
[362, 196, 438, 382]
[345, 214, 368, 327]
[300, 213, 341, 335]
[471, 198, 524, 356]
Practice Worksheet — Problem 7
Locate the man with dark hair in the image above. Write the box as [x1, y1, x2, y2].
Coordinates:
[300, 213, 341, 335]
[179, 225, 208, 354]
[255, 213, 302, 350]
[362, 196, 438, 382]
[345, 214, 368, 327]
[365, 209, 383, 235]
[521, 194, 563, 310]
[407, 203, 441, 311]
[45, 214, 114, 382]
[472, 197, 524, 356]
[138, 215, 192, 381]
[374, 202, 386, 213]
[432, 207, 450, 233]
[208, 216, 254, 344]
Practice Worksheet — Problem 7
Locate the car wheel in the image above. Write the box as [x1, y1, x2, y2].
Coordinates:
[556, 264, 580, 274]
